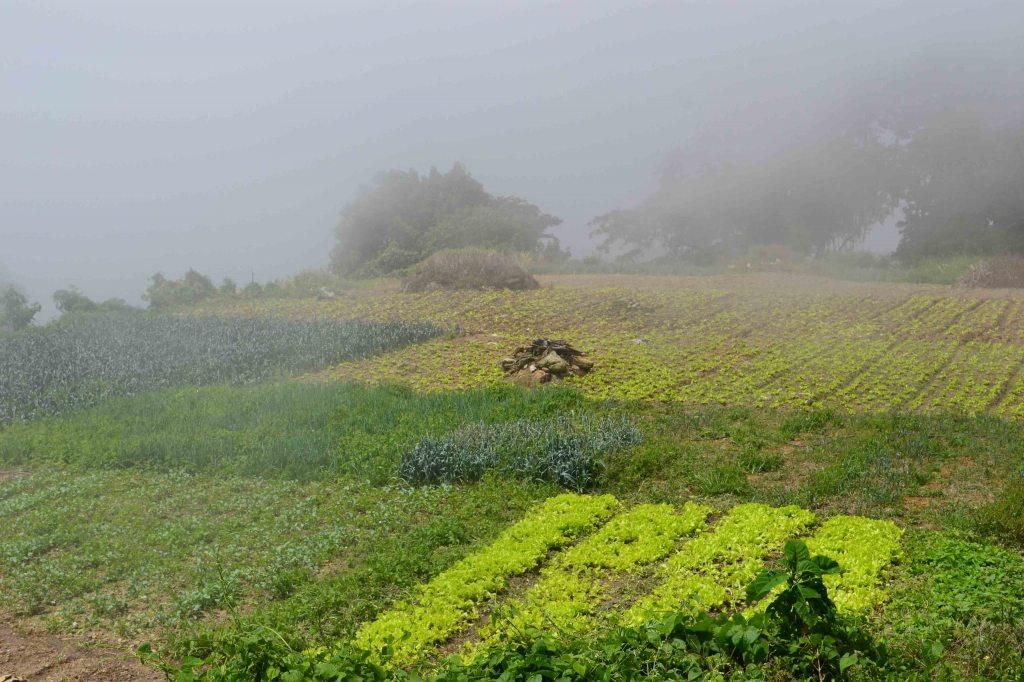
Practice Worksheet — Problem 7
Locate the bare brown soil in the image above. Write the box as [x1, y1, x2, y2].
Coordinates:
[0, 623, 160, 682]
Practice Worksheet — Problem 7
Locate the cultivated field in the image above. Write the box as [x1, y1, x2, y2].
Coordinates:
[2, 272, 1024, 680]
[201, 273, 1024, 416]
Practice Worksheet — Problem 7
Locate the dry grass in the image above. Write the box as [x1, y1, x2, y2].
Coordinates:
[957, 254, 1024, 289]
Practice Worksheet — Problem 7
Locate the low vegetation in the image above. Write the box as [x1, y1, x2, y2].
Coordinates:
[3, 275, 1024, 680]
[398, 414, 639, 490]
[0, 313, 441, 424]
[402, 248, 539, 292]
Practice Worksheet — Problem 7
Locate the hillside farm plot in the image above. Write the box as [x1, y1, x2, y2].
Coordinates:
[351, 495, 902, 670]
[198, 274, 1024, 416]
[0, 312, 442, 423]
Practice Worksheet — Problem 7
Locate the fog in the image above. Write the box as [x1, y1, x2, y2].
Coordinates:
[3, 0, 1023, 314]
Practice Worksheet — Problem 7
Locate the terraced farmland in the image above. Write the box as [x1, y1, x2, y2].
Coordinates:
[195, 273, 1024, 417]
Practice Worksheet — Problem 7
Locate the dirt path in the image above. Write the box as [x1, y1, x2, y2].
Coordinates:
[0, 624, 161, 681]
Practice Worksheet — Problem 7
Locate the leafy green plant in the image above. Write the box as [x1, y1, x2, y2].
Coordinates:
[746, 540, 882, 679]
[353, 493, 619, 667]
[398, 414, 641, 491]
[0, 313, 442, 424]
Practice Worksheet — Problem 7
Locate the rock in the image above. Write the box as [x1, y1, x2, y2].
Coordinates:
[501, 338, 594, 386]
[536, 351, 569, 375]
[509, 368, 552, 388]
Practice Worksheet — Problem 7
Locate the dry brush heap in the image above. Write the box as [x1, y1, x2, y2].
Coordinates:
[502, 339, 594, 387]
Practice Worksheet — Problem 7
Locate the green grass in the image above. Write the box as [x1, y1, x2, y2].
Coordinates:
[0, 382, 591, 482]
[3, 381, 1024, 678]
[807, 253, 979, 284]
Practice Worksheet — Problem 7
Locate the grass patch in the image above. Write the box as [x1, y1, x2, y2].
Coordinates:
[0, 383, 592, 482]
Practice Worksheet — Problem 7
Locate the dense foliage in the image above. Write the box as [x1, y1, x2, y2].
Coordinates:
[592, 55, 1024, 263]
[896, 113, 1024, 260]
[0, 313, 442, 424]
[330, 163, 562, 275]
[0, 285, 41, 332]
[53, 286, 135, 316]
[145, 269, 219, 309]
[592, 128, 900, 261]
[398, 414, 641, 490]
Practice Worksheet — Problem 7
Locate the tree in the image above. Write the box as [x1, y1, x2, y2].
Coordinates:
[1, 285, 41, 332]
[54, 286, 98, 314]
[144, 269, 217, 309]
[331, 163, 561, 275]
[591, 128, 900, 262]
[54, 287, 136, 316]
[896, 112, 1024, 259]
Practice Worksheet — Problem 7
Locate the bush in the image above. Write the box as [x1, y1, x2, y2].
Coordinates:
[402, 248, 540, 292]
[398, 414, 641, 490]
[956, 254, 1024, 289]
[145, 269, 218, 309]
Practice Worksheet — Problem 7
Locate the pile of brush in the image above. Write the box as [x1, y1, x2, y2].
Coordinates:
[501, 339, 594, 387]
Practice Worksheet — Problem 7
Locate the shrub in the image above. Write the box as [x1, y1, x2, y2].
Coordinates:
[144, 269, 218, 309]
[956, 254, 1024, 288]
[402, 248, 539, 292]
[398, 414, 641, 490]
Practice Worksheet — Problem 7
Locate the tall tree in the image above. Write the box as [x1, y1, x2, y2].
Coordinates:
[331, 164, 561, 275]
[896, 112, 1024, 259]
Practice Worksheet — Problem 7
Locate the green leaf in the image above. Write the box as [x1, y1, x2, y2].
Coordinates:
[746, 570, 787, 602]
[784, 539, 811, 567]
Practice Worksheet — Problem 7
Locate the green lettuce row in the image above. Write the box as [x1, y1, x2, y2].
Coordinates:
[805, 515, 903, 614]
[352, 492, 620, 666]
[622, 503, 816, 625]
[470, 502, 713, 658]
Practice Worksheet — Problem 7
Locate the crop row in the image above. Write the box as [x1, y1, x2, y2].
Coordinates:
[231, 282, 1024, 416]
[804, 515, 903, 614]
[355, 496, 907, 669]
[621, 503, 816, 625]
[0, 313, 443, 424]
[470, 502, 712, 657]
[352, 493, 620, 666]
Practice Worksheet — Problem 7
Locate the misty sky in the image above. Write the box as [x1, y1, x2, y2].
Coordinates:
[3, 0, 1023, 312]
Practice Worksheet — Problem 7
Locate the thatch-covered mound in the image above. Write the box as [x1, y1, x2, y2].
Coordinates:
[402, 249, 539, 292]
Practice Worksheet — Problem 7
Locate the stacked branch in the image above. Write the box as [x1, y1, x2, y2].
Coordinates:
[501, 339, 594, 387]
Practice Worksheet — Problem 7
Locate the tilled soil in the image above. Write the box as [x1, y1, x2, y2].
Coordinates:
[0, 623, 161, 682]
